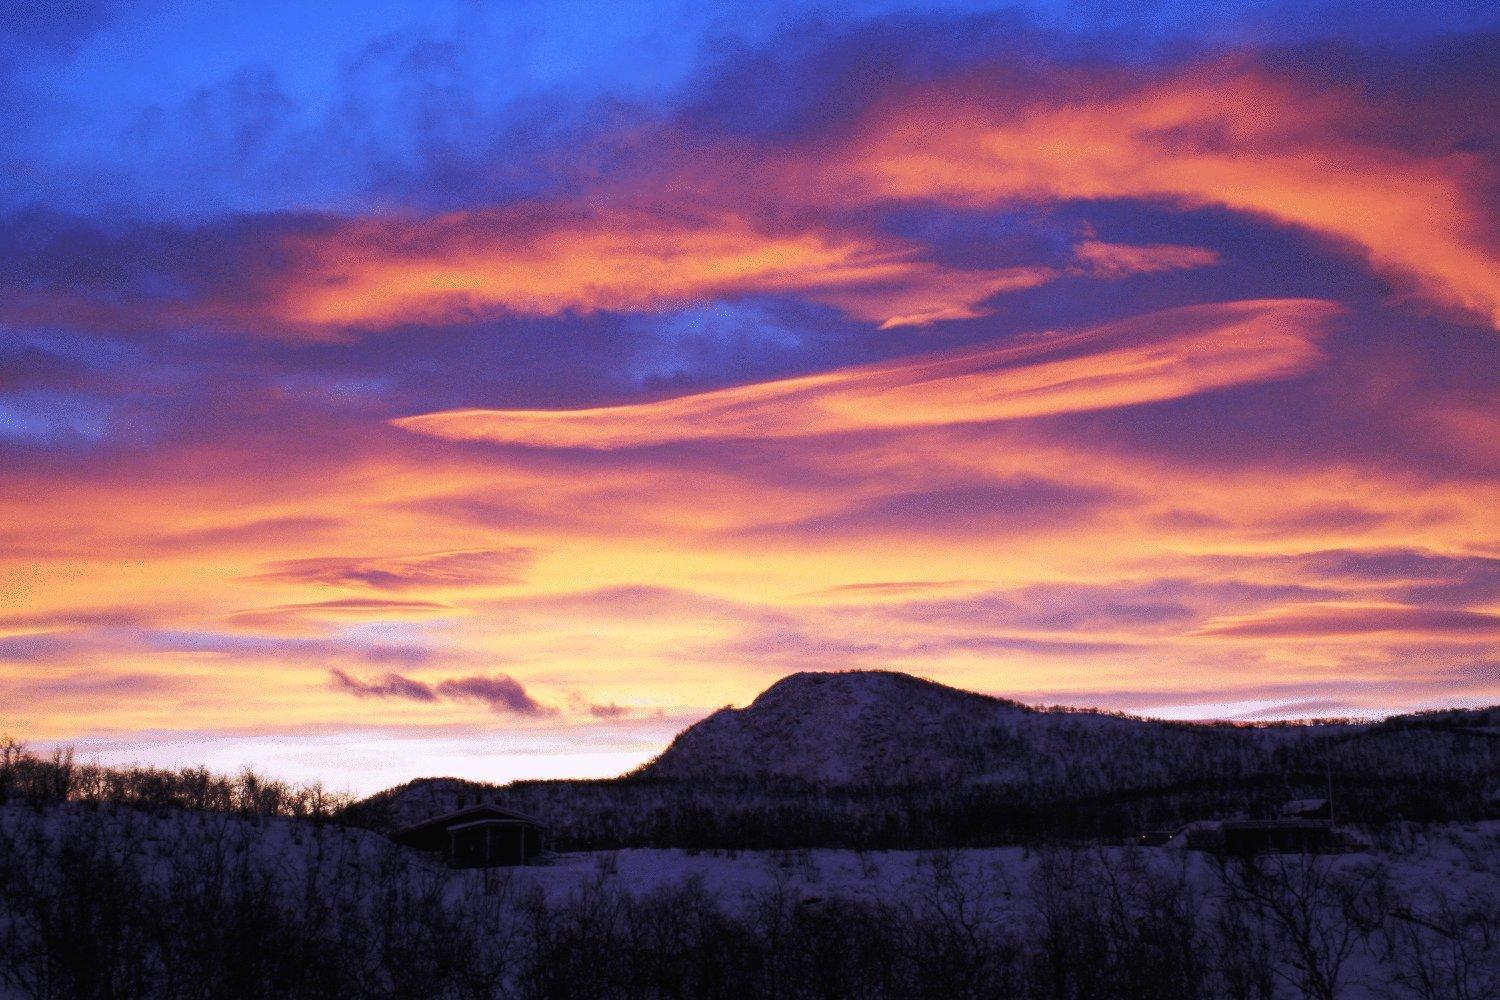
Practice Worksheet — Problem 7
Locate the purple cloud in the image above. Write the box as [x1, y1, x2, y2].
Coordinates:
[329, 668, 438, 701]
[329, 669, 548, 715]
[435, 674, 548, 715]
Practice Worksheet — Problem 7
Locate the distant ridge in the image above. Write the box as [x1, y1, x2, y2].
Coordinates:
[350, 671, 1498, 846]
[637, 670, 1497, 788]
[637, 669, 1266, 786]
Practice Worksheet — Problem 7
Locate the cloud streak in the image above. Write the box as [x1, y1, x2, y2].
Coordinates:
[395, 299, 1336, 448]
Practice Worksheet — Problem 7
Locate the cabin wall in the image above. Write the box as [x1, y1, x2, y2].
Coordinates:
[445, 824, 539, 868]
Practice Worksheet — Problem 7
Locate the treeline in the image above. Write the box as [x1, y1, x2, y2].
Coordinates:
[0, 804, 1494, 1000]
[350, 717, 1498, 850]
[440, 771, 1488, 852]
[0, 739, 352, 820]
[7, 709, 1495, 852]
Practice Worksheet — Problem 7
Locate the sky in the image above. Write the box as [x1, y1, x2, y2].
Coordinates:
[1, 0, 1497, 794]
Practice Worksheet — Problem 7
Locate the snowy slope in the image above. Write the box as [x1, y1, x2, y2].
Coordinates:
[644, 671, 1042, 784]
[642, 669, 1270, 786]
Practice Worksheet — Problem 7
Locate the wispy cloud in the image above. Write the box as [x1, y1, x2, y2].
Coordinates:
[395, 299, 1336, 448]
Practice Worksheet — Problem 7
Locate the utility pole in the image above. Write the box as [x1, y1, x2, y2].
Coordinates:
[1325, 743, 1336, 826]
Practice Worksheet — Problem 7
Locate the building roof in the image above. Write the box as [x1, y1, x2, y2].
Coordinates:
[391, 803, 546, 841]
[1221, 819, 1333, 831]
[1279, 798, 1328, 815]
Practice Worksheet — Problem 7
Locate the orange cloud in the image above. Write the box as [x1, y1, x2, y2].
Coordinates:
[842, 62, 1500, 327]
[260, 206, 1224, 335]
[271, 209, 1058, 332]
[1069, 240, 1220, 279]
[393, 298, 1337, 448]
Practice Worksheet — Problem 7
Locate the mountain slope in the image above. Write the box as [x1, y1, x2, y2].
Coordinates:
[639, 670, 1289, 788]
[643, 671, 1041, 784]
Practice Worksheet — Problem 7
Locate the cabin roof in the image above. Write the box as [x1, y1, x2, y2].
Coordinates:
[392, 803, 546, 839]
[1280, 798, 1328, 813]
[1220, 818, 1333, 831]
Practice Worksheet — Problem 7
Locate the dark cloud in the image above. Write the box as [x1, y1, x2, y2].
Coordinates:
[252, 547, 533, 590]
[434, 674, 548, 715]
[329, 668, 437, 702]
[329, 668, 549, 715]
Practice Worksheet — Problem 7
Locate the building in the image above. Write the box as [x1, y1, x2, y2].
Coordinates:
[1184, 818, 1336, 855]
[1278, 798, 1331, 820]
[390, 804, 548, 867]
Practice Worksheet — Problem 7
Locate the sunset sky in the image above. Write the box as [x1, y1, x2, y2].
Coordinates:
[2, 0, 1497, 793]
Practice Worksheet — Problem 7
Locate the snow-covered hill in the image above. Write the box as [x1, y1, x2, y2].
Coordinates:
[643, 671, 1028, 783]
[641, 669, 1275, 786]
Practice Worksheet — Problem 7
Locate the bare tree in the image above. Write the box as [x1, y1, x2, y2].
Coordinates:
[1383, 887, 1500, 1000]
[1215, 853, 1384, 1000]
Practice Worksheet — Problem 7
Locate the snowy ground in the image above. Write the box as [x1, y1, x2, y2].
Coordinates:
[2, 804, 1496, 999]
[4, 803, 1494, 912]
[495, 822, 1500, 912]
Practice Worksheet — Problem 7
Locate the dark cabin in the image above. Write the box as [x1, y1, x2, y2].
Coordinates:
[390, 804, 547, 868]
[1185, 818, 1335, 855]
